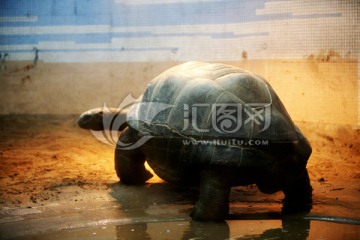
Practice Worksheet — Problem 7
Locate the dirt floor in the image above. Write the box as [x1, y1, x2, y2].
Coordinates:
[0, 115, 359, 239]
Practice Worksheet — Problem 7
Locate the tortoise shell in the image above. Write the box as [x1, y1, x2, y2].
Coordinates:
[127, 61, 298, 142]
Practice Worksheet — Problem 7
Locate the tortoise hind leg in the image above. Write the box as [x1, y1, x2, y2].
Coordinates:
[190, 168, 231, 221]
[115, 128, 153, 185]
[282, 168, 312, 214]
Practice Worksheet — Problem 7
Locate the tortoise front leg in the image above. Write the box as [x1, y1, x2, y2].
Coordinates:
[190, 168, 231, 221]
[115, 128, 153, 185]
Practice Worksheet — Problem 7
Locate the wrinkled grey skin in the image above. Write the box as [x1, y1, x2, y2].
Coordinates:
[78, 62, 312, 221]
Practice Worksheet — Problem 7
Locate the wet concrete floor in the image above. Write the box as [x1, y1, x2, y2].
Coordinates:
[1, 183, 359, 240]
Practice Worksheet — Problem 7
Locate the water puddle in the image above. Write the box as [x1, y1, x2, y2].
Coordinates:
[11, 218, 359, 240]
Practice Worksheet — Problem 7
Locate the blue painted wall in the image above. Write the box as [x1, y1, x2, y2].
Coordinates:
[0, 0, 357, 62]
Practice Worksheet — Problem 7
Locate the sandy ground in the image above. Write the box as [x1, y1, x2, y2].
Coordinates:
[0, 115, 359, 239]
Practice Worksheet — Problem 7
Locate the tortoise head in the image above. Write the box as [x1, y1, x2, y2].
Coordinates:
[78, 108, 106, 131]
[78, 107, 129, 131]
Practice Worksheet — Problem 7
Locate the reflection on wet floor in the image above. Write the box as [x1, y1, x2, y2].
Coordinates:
[13, 219, 359, 240]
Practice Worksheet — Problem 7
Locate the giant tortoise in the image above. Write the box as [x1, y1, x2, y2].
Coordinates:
[78, 62, 312, 221]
